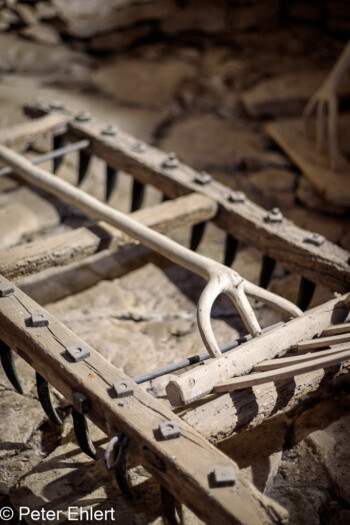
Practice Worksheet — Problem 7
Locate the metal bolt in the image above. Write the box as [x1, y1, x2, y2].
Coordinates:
[228, 191, 246, 203]
[194, 172, 212, 185]
[49, 101, 64, 110]
[212, 466, 236, 487]
[265, 207, 283, 223]
[162, 152, 179, 169]
[75, 110, 91, 122]
[0, 283, 14, 297]
[73, 392, 91, 414]
[101, 124, 118, 136]
[113, 380, 134, 398]
[158, 420, 181, 440]
[31, 312, 49, 327]
[66, 343, 90, 363]
[132, 141, 147, 153]
[303, 233, 325, 247]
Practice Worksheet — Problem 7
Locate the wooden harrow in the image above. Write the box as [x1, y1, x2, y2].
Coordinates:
[0, 101, 349, 524]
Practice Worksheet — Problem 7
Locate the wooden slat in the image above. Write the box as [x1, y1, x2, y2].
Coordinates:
[166, 294, 350, 405]
[322, 322, 350, 337]
[295, 333, 350, 351]
[23, 103, 350, 292]
[0, 276, 287, 525]
[254, 344, 350, 371]
[182, 360, 350, 442]
[0, 193, 217, 280]
[0, 113, 67, 150]
[214, 348, 350, 393]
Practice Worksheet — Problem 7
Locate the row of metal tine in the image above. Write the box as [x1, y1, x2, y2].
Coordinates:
[0, 131, 317, 310]
[0, 333, 179, 524]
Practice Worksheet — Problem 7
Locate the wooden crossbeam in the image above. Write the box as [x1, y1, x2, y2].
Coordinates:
[0, 276, 287, 525]
[166, 294, 350, 405]
[321, 322, 350, 337]
[0, 113, 67, 150]
[23, 102, 350, 293]
[0, 193, 217, 280]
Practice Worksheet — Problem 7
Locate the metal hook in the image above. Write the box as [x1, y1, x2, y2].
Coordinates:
[190, 222, 206, 252]
[105, 433, 131, 498]
[131, 180, 146, 212]
[72, 392, 96, 460]
[105, 166, 118, 202]
[36, 372, 62, 425]
[0, 340, 23, 394]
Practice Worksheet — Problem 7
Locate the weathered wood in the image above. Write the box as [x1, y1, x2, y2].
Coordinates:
[214, 348, 350, 393]
[0, 113, 67, 151]
[166, 295, 350, 405]
[23, 103, 350, 292]
[182, 361, 350, 443]
[294, 332, 350, 351]
[0, 276, 287, 525]
[0, 193, 217, 281]
[254, 344, 350, 371]
[322, 322, 350, 336]
[267, 118, 350, 207]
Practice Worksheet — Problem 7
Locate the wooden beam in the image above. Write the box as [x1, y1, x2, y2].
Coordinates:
[23, 103, 350, 292]
[0, 276, 287, 525]
[322, 322, 350, 337]
[0, 193, 217, 280]
[214, 348, 350, 393]
[0, 113, 68, 150]
[182, 361, 350, 443]
[166, 294, 350, 405]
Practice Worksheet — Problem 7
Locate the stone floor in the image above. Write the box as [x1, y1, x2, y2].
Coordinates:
[0, 24, 349, 525]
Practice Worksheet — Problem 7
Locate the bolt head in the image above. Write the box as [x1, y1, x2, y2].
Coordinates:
[66, 343, 90, 363]
[49, 101, 64, 110]
[113, 380, 134, 398]
[75, 110, 91, 122]
[101, 124, 118, 136]
[132, 141, 147, 153]
[162, 152, 179, 169]
[73, 392, 91, 414]
[265, 208, 283, 223]
[212, 466, 236, 487]
[0, 282, 14, 297]
[31, 311, 49, 327]
[303, 233, 325, 247]
[228, 191, 246, 203]
[194, 172, 212, 185]
[158, 420, 181, 440]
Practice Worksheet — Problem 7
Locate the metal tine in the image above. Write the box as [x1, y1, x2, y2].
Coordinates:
[223, 234, 239, 267]
[105, 166, 118, 202]
[36, 372, 62, 425]
[52, 135, 66, 174]
[131, 180, 146, 212]
[162, 194, 170, 202]
[160, 486, 181, 525]
[0, 339, 23, 394]
[297, 276, 316, 311]
[72, 407, 96, 460]
[259, 255, 277, 289]
[190, 221, 207, 252]
[114, 448, 132, 499]
[78, 150, 91, 186]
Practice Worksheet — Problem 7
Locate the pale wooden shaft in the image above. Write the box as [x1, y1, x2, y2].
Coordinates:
[0, 113, 67, 150]
[166, 294, 350, 406]
[322, 322, 350, 336]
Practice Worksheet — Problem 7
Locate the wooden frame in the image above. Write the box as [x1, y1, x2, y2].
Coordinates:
[0, 104, 349, 523]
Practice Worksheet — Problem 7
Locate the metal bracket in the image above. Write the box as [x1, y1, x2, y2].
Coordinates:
[65, 343, 90, 363]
